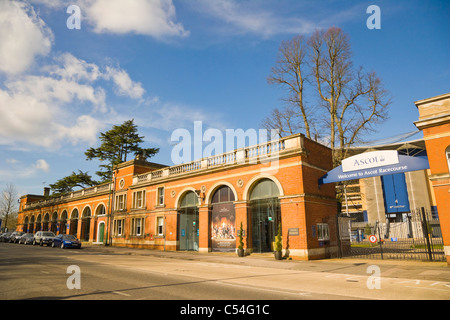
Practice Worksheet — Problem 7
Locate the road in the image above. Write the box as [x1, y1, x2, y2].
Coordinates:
[1, 242, 449, 304]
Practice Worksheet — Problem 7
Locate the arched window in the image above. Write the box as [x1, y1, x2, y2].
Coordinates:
[23, 216, 29, 233]
[70, 209, 78, 236]
[95, 204, 106, 216]
[211, 186, 235, 204]
[50, 212, 58, 233]
[249, 179, 281, 253]
[179, 191, 198, 208]
[43, 213, 50, 231]
[178, 191, 199, 251]
[29, 216, 35, 234]
[249, 179, 280, 200]
[36, 214, 42, 232]
[81, 207, 91, 241]
[60, 211, 68, 235]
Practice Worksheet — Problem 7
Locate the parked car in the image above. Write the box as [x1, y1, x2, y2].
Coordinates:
[10, 231, 25, 243]
[33, 231, 56, 246]
[19, 233, 34, 245]
[1, 232, 13, 242]
[52, 234, 81, 249]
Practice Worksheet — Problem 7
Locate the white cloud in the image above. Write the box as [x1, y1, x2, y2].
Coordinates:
[104, 67, 145, 100]
[55, 115, 103, 146]
[0, 1, 53, 75]
[45, 52, 102, 83]
[193, 0, 316, 38]
[0, 53, 144, 149]
[0, 158, 50, 180]
[5, 159, 19, 164]
[33, 159, 50, 172]
[82, 0, 190, 39]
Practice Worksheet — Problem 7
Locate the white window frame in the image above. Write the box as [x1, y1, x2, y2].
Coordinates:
[157, 187, 165, 206]
[157, 216, 164, 236]
[132, 190, 146, 209]
[446, 146, 450, 173]
[131, 217, 143, 236]
[115, 194, 127, 211]
[114, 219, 124, 236]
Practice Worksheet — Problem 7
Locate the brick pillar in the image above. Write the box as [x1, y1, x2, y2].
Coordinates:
[198, 205, 210, 253]
[164, 211, 178, 251]
[280, 196, 308, 259]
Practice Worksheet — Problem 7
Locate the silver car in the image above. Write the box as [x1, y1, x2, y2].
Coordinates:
[19, 233, 35, 245]
[10, 231, 25, 243]
[33, 231, 56, 246]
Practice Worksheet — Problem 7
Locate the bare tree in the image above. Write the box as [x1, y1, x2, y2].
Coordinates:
[309, 27, 390, 164]
[264, 27, 390, 165]
[0, 183, 19, 232]
[267, 35, 313, 139]
[261, 106, 301, 138]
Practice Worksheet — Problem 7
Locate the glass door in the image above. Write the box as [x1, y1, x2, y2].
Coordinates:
[179, 207, 199, 251]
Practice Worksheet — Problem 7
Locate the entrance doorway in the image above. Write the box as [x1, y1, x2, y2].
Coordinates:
[249, 179, 281, 253]
[98, 222, 105, 243]
[81, 207, 91, 241]
[69, 209, 78, 236]
[178, 191, 199, 251]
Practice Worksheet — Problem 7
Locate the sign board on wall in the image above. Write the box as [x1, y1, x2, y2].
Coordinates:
[211, 202, 236, 252]
[342, 150, 399, 172]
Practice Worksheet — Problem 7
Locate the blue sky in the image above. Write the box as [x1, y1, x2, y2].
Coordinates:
[0, 0, 448, 197]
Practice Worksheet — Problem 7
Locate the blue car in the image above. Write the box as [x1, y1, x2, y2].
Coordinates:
[52, 234, 81, 249]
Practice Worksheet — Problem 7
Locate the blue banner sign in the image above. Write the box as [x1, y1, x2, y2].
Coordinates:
[319, 152, 429, 185]
[381, 173, 410, 213]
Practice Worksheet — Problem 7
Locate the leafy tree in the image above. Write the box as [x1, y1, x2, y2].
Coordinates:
[49, 170, 98, 195]
[49, 119, 159, 195]
[85, 119, 159, 182]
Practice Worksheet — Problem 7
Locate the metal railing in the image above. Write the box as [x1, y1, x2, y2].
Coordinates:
[337, 207, 445, 261]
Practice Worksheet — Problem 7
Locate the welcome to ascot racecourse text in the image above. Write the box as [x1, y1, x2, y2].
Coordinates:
[337, 165, 409, 180]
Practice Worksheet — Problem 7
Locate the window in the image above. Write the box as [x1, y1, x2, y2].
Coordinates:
[157, 216, 164, 236]
[446, 146, 450, 173]
[114, 219, 125, 236]
[249, 179, 281, 253]
[132, 190, 146, 209]
[157, 187, 165, 206]
[96, 204, 106, 216]
[131, 217, 143, 236]
[115, 194, 127, 211]
[317, 223, 330, 241]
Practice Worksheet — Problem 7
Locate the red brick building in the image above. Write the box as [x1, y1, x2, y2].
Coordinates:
[17, 134, 338, 260]
[414, 93, 450, 264]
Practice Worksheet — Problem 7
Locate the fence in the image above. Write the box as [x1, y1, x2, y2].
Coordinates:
[336, 207, 445, 261]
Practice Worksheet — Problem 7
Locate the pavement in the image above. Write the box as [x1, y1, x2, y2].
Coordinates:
[81, 243, 450, 283]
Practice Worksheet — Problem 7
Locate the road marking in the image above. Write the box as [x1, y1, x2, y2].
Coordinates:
[113, 291, 131, 297]
[405, 286, 450, 292]
[215, 281, 312, 297]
